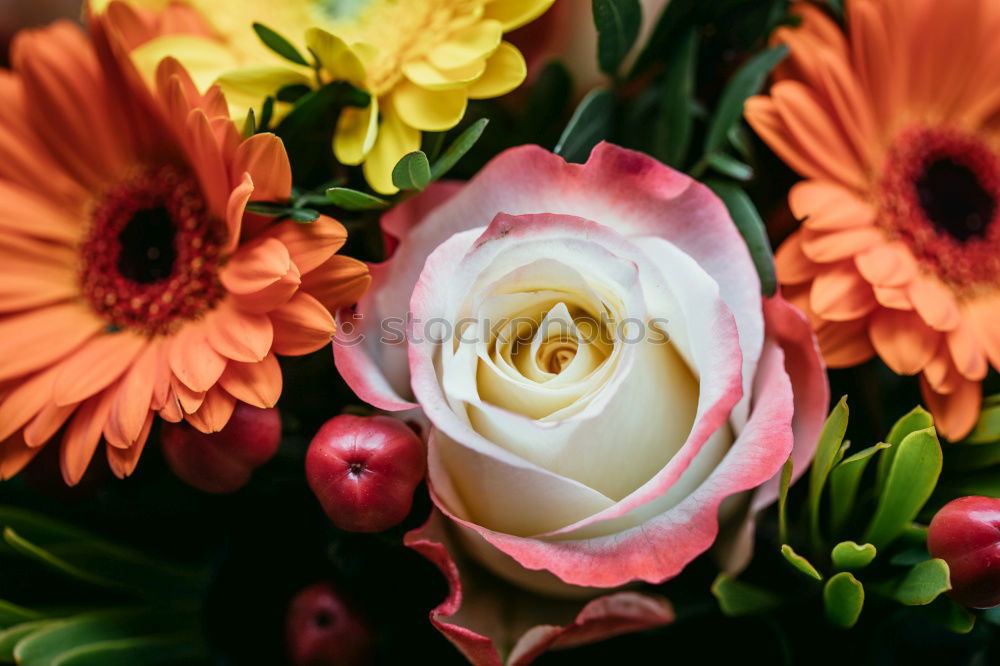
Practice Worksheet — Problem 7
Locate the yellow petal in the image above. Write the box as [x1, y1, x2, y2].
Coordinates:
[392, 80, 468, 132]
[428, 19, 502, 70]
[216, 65, 313, 118]
[484, 0, 557, 31]
[334, 96, 379, 165]
[306, 28, 366, 85]
[402, 58, 486, 91]
[467, 41, 526, 99]
[131, 35, 239, 92]
[363, 104, 420, 195]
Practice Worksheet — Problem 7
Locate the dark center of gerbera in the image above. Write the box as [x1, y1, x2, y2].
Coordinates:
[80, 166, 226, 334]
[915, 158, 995, 242]
[881, 127, 1000, 288]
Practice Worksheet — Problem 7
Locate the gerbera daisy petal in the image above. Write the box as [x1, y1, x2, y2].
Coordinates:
[854, 242, 918, 288]
[61, 388, 117, 485]
[108, 344, 158, 447]
[908, 276, 961, 331]
[0, 365, 62, 443]
[809, 263, 876, 322]
[815, 318, 875, 368]
[232, 133, 293, 204]
[789, 181, 876, 232]
[185, 385, 237, 434]
[270, 292, 336, 356]
[0, 433, 41, 481]
[774, 232, 820, 285]
[920, 374, 981, 442]
[800, 227, 884, 263]
[24, 403, 76, 449]
[300, 255, 372, 312]
[106, 411, 153, 479]
[205, 303, 274, 363]
[869, 308, 939, 376]
[947, 320, 989, 381]
[168, 324, 228, 393]
[219, 355, 283, 409]
[265, 216, 348, 276]
[52, 332, 148, 407]
[0, 304, 105, 383]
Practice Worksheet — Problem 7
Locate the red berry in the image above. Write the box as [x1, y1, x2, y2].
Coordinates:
[161, 403, 281, 494]
[928, 495, 1000, 609]
[306, 415, 425, 533]
[286, 582, 374, 666]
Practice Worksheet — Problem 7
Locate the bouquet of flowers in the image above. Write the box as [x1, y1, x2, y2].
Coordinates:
[0, 0, 998, 664]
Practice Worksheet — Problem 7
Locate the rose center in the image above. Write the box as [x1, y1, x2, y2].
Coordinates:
[915, 158, 995, 242]
[80, 166, 226, 335]
[537, 339, 578, 374]
[880, 127, 1000, 288]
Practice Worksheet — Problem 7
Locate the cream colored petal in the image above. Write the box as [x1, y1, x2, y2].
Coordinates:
[483, 0, 556, 31]
[428, 19, 503, 70]
[392, 80, 468, 132]
[334, 95, 379, 165]
[402, 58, 486, 91]
[467, 41, 527, 99]
[362, 103, 421, 195]
[131, 35, 240, 92]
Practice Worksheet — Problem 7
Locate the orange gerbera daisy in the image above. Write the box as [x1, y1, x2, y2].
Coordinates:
[0, 16, 369, 484]
[746, 0, 1000, 440]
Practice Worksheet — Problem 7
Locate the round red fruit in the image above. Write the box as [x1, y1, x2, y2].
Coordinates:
[928, 495, 1000, 609]
[286, 581, 374, 666]
[306, 415, 425, 533]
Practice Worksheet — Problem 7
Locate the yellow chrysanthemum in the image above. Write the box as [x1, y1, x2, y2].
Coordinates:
[96, 0, 554, 194]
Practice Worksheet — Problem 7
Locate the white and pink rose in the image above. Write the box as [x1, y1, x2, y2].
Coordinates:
[334, 143, 828, 663]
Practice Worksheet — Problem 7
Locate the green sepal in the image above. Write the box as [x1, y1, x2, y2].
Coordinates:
[823, 572, 864, 629]
[830, 541, 876, 571]
[711, 574, 782, 617]
[780, 545, 823, 581]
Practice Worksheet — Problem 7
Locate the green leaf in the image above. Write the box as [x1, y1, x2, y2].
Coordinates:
[241, 108, 256, 139]
[554, 88, 615, 163]
[13, 609, 194, 666]
[947, 441, 1000, 471]
[325, 188, 389, 211]
[0, 507, 201, 598]
[965, 401, 1000, 444]
[392, 151, 432, 191]
[258, 96, 275, 132]
[828, 442, 890, 535]
[651, 28, 697, 168]
[780, 545, 822, 581]
[706, 152, 754, 181]
[430, 118, 489, 181]
[244, 202, 288, 217]
[289, 208, 320, 223]
[807, 397, 849, 552]
[831, 541, 877, 571]
[711, 574, 782, 617]
[920, 597, 975, 634]
[629, 0, 698, 77]
[864, 427, 942, 549]
[48, 632, 204, 666]
[0, 621, 51, 661]
[892, 558, 951, 606]
[778, 457, 793, 545]
[823, 572, 864, 629]
[3, 528, 124, 591]
[876, 406, 934, 495]
[890, 545, 931, 567]
[705, 181, 777, 297]
[703, 45, 788, 156]
[592, 0, 641, 76]
[275, 82, 369, 149]
[252, 23, 310, 67]
[0, 601, 43, 629]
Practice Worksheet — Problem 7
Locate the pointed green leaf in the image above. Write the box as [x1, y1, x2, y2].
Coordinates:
[430, 118, 489, 181]
[241, 108, 256, 139]
[864, 427, 942, 549]
[778, 456, 793, 545]
[391, 151, 432, 191]
[705, 181, 777, 297]
[289, 208, 320, 223]
[3, 528, 123, 591]
[831, 541, 876, 571]
[554, 88, 615, 163]
[651, 28, 697, 168]
[592, 0, 641, 76]
[876, 406, 933, 494]
[706, 152, 754, 181]
[0, 621, 52, 661]
[808, 397, 849, 553]
[244, 202, 288, 217]
[829, 442, 890, 535]
[711, 574, 782, 617]
[780, 545, 823, 581]
[966, 402, 1000, 443]
[252, 23, 310, 67]
[894, 558, 951, 606]
[703, 45, 788, 156]
[326, 188, 389, 211]
[824, 572, 864, 629]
